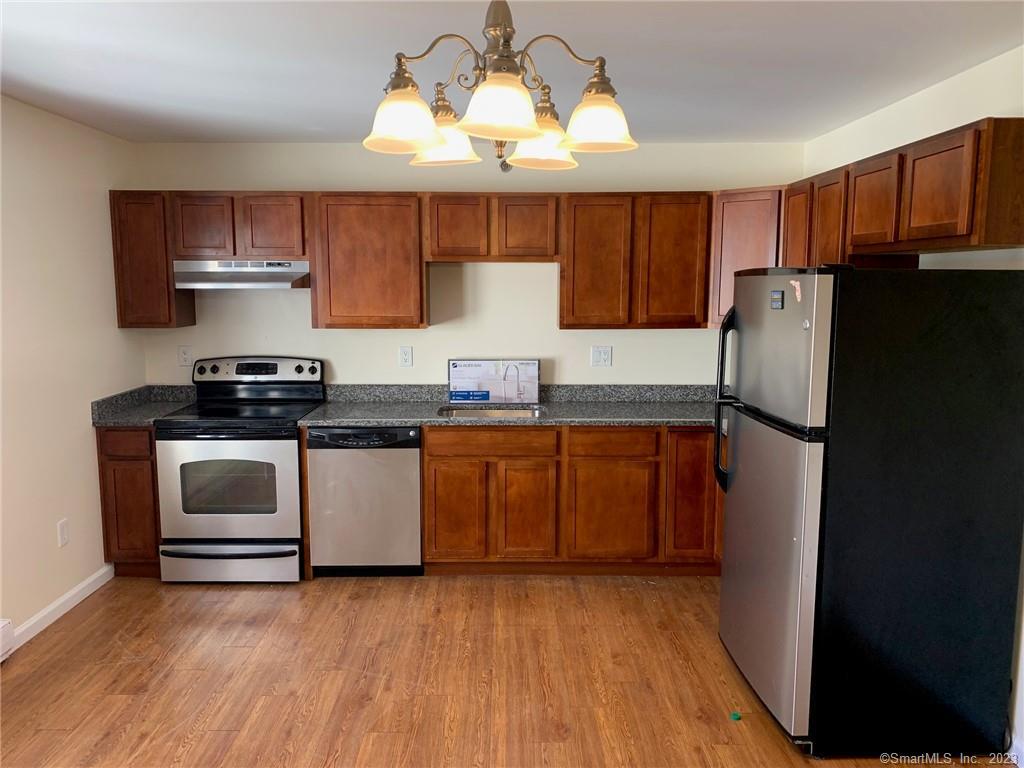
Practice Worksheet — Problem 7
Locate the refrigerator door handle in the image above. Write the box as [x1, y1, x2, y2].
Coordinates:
[717, 306, 737, 401]
[714, 400, 732, 491]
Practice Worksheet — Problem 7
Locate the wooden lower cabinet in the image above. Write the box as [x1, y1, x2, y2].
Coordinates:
[565, 458, 658, 559]
[96, 428, 160, 576]
[665, 430, 717, 561]
[421, 425, 719, 571]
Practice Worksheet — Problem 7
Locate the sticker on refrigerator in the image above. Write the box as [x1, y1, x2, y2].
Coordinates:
[448, 359, 540, 403]
[770, 290, 785, 310]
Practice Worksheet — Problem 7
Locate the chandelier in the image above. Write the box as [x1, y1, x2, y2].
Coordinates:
[363, 0, 637, 171]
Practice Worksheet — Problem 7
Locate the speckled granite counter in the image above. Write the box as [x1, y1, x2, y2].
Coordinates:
[92, 384, 716, 428]
[299, 400, 714, 427]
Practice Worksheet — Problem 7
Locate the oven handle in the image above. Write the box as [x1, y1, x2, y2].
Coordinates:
[155, 428, 298, 441]
[159, 549, 297, 560]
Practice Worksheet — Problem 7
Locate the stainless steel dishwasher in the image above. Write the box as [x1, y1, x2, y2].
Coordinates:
[307, 427, 423, 575]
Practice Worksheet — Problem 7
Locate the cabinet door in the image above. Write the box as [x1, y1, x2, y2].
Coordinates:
[899, 128, 978, 241]
[315, 195, 422, 327]
[236, 194, 306, 257]
[665, 431, 717, 561]
[633, 193, 710, 327]
[782, 182, 813, 268]
[495, 196, 558, 258]
[493, 459, 558, 558]
[560, 195, 633, 327]
[424, 459, 488, 560]
[171, 193, 235, 257]
[811, 169, 849, 266]
[566, 458, 658, 559]
[707, 189, 780, 327]
[429, 194, 489, 259]
[110, 191, 194, 328]
[100, 458, 159, 563]
[847, 153, 903, 246]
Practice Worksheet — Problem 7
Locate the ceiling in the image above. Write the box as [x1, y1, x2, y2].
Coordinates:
[2, 1, 1021, 143]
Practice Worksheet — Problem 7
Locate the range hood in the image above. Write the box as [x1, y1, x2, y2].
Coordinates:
[173, 260, 310, 290]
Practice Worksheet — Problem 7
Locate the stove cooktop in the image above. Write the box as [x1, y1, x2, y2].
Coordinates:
[156, 400, 322, 428]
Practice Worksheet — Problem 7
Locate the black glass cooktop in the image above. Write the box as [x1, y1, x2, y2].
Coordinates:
[158, 400, 321, 424]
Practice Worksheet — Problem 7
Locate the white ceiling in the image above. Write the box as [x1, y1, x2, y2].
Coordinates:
[2, 1, 1021, 143]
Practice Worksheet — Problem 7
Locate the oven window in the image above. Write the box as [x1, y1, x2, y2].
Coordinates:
[180, 460, 277, 515]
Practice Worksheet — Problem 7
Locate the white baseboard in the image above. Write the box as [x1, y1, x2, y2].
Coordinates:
[5, 564, 114, 659]
[0, 620, 13, 662]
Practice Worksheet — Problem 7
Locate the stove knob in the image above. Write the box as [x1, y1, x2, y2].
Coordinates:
[308, 365, 318, 376]
[210, 364, 220, 374]
[294, 364, 305, 374]
[196, 365, 207, 375]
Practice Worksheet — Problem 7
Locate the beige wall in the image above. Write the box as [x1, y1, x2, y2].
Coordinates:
[1, 97, 144, 627]
[132, 141, 804, 385]
[804, 46, 1024, 176]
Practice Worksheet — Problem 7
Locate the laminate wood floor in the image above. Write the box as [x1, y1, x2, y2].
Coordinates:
[1, 576, 985, 767]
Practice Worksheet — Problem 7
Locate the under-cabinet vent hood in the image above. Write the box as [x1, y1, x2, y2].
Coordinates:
[173, 260, 310, 290]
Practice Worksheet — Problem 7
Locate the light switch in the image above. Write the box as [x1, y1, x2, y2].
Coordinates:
[590, 345, 612, 367]
[398, 346, 413, 368]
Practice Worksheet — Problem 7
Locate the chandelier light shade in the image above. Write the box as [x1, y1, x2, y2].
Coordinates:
[507, 86, 577, 170]
[562, 92, 638, 153]
[365, 0, 637, 171]
[410, 90, 482, 166]
[363, 87, 443, 154]
[457, 72, 542, 141]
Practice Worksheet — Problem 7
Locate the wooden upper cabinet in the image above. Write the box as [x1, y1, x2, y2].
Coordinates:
[899, 128, 978, 241]
[110, 191, 195, 328]
[235, 194, 307, 257]
[560, 195, 633, 327]
[782, 181, 813, 268]
[493, 459, 558, 558]
[811, 168, 849, 266]
[495, 195, 558, 258]
[665, 431, 717, 562]
[846, 152, 903, 247]
[428, 194, 488, 259]
[633, 193, 710, 327]
[424, 459, 488, 560]
[314, 194, 423, 328]
[171, 193, 235, 257]
[707, 189, 781, 327]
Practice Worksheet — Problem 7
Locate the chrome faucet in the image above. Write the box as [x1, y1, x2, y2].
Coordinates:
[502, 362, 524, 402]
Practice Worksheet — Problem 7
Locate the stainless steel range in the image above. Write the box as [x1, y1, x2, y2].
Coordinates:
[154, 356, 325, 582]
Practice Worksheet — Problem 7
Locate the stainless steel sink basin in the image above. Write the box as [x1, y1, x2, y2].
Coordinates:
[437, 405, 545, 419]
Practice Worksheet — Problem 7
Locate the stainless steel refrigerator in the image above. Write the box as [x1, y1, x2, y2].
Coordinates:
[715, 266, 1024, 757]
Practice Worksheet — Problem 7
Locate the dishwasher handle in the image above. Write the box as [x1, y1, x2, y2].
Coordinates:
[307, 427, 421, 449]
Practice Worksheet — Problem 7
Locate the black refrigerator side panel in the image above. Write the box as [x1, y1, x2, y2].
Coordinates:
[809, 269, 1024, 756]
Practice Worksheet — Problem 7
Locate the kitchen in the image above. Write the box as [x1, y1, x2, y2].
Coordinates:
[3, 2, 1024, 766]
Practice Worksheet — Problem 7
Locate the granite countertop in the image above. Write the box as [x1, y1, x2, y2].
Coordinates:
[299, 400, 714, 427]
[91, 384, 716, 428]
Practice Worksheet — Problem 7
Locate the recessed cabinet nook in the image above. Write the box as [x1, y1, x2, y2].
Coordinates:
[109, 117, 1024, 332]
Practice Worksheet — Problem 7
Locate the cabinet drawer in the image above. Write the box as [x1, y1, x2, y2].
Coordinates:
[424, 428, 558, 457]
[567, 428, 660, 457]
[98, 428, 153, 458]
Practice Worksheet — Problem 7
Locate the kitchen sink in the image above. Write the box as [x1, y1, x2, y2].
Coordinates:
[437, 406, 546, 419]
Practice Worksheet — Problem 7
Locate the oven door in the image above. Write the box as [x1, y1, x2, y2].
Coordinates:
[156, 432, 300, 540]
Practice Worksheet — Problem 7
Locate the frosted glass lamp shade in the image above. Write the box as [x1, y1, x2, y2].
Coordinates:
[456, 73, 542, 141]
[410, 117, 482, 166]
[363, 88, 443, 154]
[507, 116, 578, 170]
[562, 93, 638, 152]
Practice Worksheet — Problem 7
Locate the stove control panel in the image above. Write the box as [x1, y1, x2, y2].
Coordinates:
[193, 356, 323, 383]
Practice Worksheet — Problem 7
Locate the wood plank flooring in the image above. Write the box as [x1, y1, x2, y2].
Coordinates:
[0, 576, 985, 767]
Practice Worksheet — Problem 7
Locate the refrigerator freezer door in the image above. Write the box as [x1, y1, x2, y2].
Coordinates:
[731, 271, 833, 428]
[718, 406, 824, 737]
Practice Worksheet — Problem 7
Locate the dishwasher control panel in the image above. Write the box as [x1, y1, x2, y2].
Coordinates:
[307, 428, 420, 449]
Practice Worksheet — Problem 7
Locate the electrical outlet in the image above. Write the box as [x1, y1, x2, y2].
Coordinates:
[177, 346, 193, 367]
[398, 346, 413, 368]
[57, 518, 69, 548]
[590, 345, 612, 367]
